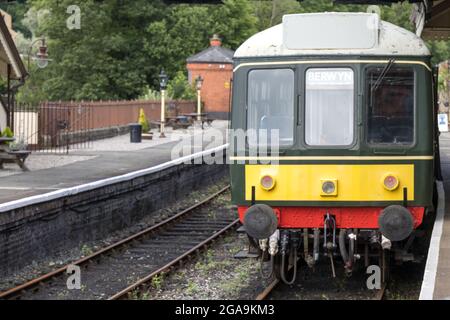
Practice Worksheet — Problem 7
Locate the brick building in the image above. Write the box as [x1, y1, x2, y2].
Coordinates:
[186, 35, 234, 120]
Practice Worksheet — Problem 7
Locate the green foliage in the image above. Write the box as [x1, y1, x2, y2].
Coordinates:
[1, 127, 14, 146]
[17, 0, 257, 103]
[428, 41, 450, 65]
[139, 86, 161, 100]
[0, 0, 32, 38]
[145, 4, 214, 81]
[1, 127, 14, 138]
[251, 0, 413, 30]
[213, 0, 258, 49]
[22, 0, 165, 102]
[151, 274, 164, 290]
[167, 71, 196, 100]
[439, 67, 449, 93]
[138, 108, 150, 133]
[253, 0, 302, 30]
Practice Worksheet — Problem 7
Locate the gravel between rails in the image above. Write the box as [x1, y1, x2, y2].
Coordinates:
[14, 189, 235, 300]
[0, 179, 230, 293]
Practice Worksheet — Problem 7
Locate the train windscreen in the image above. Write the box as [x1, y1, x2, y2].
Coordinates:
[305, 68, 355, 146]
[247, 69, 295, 146]
[366, 67, 415, 145]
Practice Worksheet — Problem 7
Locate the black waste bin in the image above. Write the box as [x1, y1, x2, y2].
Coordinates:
[129, 123, 142, 143]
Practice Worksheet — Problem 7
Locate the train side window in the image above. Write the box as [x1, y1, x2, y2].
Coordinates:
[247, 69, 295, 146]
[366, 67, 414, 145]
[305, 68, 354, 146]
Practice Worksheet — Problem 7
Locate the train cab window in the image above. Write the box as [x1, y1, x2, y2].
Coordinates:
[366, 67, 414, 145]
[305, 68, 354, 146]
[247, 69, 294, 146]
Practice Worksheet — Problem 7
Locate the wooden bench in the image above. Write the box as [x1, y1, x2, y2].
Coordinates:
[0, 150, 31, 171]
[0, 137, 31, 171]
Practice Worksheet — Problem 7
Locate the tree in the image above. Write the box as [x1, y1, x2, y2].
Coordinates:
[167, 71, 196, 100]
[21, 0, 165, 102]
[213, 0, 258, 49]
[0, 0, 32, 38]
[428, 41, 450, 65]
[144, 4, 215, 86]
[145, 0, 257, 85]
[252, 0, 301, 30]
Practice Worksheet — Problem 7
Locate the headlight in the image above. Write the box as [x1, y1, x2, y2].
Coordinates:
[383, 174, 399, 191]
[322, 181, 336, 195]
[260, 175, 275, 190]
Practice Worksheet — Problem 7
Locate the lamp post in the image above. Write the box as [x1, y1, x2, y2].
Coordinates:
[27, 38, 51, 70]
[159, 69, 168, 138]
[195, 75, 204, 121]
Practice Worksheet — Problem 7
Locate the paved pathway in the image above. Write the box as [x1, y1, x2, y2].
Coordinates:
[0, 122, 227, 204]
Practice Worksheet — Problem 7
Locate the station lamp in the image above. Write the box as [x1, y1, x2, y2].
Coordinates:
[159, 69, 169, 138]
[195, 75, 204, 121]
[28, 38, 52, 70]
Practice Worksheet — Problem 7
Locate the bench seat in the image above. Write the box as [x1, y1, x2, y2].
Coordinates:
[0, 150, 31, 171]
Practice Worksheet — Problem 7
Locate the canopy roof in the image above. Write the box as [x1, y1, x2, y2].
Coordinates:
[0, 13, 27, 80]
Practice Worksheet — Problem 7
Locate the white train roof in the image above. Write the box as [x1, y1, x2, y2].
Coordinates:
[234, 12, 430, 58]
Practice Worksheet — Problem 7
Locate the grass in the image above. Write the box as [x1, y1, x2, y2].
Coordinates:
[151, 274, 164, 290]
[186, 280, 200, 295]
[81, 245, 93, 256]
[217, 260, 255, 297]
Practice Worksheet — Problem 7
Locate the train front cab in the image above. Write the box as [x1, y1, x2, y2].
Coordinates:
[230, 59, 435, 278]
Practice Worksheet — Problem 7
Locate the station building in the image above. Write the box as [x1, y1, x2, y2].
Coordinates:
[0, 11, 28, 132]
[186, 35, 234, 120]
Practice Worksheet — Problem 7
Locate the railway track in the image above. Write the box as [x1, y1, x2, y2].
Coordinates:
[0, 185, 238, 300]
[373, 283, 387, 300]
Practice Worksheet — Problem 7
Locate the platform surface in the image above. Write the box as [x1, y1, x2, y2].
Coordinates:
[0, 123, 227, 205]
[429, 132, 450, 299]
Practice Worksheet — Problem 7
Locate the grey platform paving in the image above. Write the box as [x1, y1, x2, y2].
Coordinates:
[0, 124, 227, 205]
[428, 132, 450, 299]
[420, 132, 450, 299]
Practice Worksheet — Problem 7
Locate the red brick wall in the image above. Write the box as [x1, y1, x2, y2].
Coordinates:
[187, 63, 233, 116]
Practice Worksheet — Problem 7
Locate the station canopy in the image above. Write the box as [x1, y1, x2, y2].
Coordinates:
[0, 13, 27, 80]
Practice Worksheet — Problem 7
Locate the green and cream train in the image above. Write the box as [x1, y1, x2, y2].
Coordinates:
[229, 12, 440, 283]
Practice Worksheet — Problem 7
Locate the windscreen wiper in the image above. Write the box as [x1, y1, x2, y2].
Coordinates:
[371, 58, 396, 93]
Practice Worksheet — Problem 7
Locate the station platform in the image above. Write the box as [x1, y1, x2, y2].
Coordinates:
[420, 132, 450, 300]
[0, 122, 227, 208]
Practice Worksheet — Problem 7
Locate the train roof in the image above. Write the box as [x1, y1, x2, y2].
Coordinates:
[234, 12, 431, 59]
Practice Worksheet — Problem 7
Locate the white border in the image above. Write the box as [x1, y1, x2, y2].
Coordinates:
[0, 144, 228, 213]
